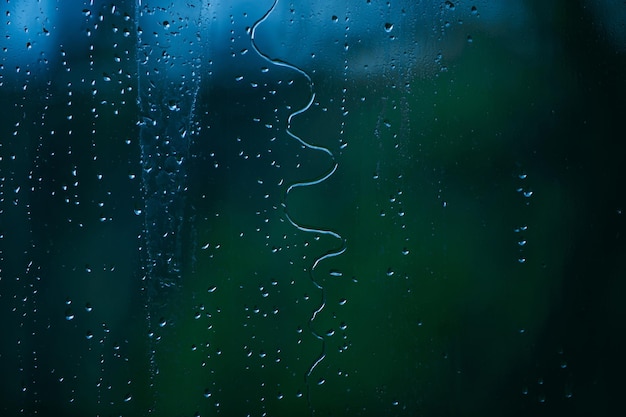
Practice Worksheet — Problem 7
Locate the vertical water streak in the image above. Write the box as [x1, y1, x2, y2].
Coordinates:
[136, 0, 202, 291]
[250, 0, 347, 409]
[136, 0, 203, 408]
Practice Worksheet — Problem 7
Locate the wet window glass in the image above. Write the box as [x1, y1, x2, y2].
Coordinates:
[2, 0, 625, 415]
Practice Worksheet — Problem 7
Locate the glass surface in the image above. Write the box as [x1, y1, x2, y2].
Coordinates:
[1, 0, 625, 416]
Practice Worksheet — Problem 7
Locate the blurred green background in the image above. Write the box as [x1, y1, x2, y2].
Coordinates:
[1, 0, 625, 416]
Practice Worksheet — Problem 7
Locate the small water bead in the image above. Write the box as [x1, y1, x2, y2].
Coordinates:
[384, 22, 394, 32]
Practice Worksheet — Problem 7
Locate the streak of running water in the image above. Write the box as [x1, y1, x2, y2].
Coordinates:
[250, 0, 347, 410]
[136, 0, 203, 409]
[137, 0, 202, 288]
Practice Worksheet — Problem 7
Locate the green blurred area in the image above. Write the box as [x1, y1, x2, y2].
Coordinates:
[1, 1, 625, 416]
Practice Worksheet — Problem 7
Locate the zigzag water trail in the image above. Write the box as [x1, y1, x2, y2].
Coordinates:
[250, 0, 347, 407]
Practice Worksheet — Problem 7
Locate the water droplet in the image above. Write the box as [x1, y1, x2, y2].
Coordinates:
[331, 15, 338, 22]
[167, 100, 180, 111]
[384, 23, 394, 32]
[65, 309, 75, 321]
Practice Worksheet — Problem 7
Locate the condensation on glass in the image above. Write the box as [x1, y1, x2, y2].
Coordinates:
[1, 0, 625, 416]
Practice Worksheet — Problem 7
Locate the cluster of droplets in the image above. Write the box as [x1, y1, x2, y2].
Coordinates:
[515, 168, 532, 263]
